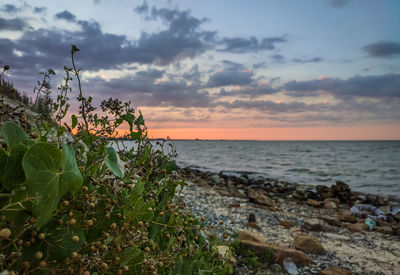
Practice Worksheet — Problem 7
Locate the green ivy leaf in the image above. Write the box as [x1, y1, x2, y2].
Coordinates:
[0, 144, 27, 190]
[71, 114, 78, 129]
[22, 143, 82, 229]
[105, 147, 123, 178]
[1, 122, 27, 150]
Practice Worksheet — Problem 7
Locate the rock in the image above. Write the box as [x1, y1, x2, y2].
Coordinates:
[248, 213, 256, 223]
[379, 205, 391, 215]
[273, 245, 313, 266]
[292, 191, 307, 200]
[303, 218, 323, 231]
[247, 188, 258, 200]
[238, 230, 267, 243]
[337, 210, 357, 223]
[321, 217, 342, 227]
[320, 191, 335, 199]
[248, 188, 275, 207]
[245, 222, 261, 230]
[324, 198, 340, 206]
[323, 201, 338, 210]
[211, 174, 222, 184]
[279, 219, 296, 228]
[394, 213, 400, 221]
[255, 194, 275, 207]
[294, 233, 327, 254]
[346, 223, 368, 233]
[374, 226, 393, 235]
[227, 182, 247, 198]
[318, 266, 352, 275]
[332, 181, 351, 193]
[214, 187, 230, 196]
[307, 199, 322, 207]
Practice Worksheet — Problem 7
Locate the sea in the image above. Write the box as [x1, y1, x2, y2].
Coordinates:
[121, 140, 400, 199]
[167, 140, 400, 199]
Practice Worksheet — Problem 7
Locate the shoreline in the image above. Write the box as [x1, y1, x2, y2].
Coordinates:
[177, 166, 400, 274]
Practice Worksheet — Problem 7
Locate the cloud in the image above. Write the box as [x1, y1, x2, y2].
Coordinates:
[87, 70, 210, 108]
[1, 8, 217, 79]
[292, 57, 323, 63]
[216, 83, 278, 98]
[206, 62, 254, 87]
[1, 4, 19, 14]
[283, 74, 400, 99]
[271, 54, 285, 63]
[33, 6, 47, 14]
[363, 41, 400, 57]
[54, 10, 77, 22]
[329, 0, 350, 8]
[218, 36, 287, 53]
[134, 1, 149, 14]
[253, 62, 267, 69]
[215, 99, 328, 114]
[0, 18, 27, 31]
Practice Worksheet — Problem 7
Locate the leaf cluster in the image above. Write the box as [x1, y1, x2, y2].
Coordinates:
[0, 46, 232, 274]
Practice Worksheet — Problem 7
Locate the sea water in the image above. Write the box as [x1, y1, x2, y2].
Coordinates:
[169, 140, 400, 198]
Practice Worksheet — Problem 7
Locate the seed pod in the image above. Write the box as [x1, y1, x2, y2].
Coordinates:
[159, 212, 164, 217]
[147, 207, 153, 212]
[39, 261, 46, 268]
[144, 247, 151, 253]
[114, 256, 120, 263]
[69, 218, 77, 225]
[35, 251, 43, 259]
[72, 235, 79, 243]
[24, 241, 31, 247]
[101, 245, 108, 252]
[105, 214, 111, 220]
[71, 252, 79, 259]
[63, 200, 70, 207]
[101, 262, 108, 270]
[138, 221, 144, 227]
[0, 228, 11, 238]
[3, 65, 10, 70]
[22, 261, 30, 269]
[110, 223, 117, 230]
[201, 216, 206, 221]
[82, 186, 88, 192]
[123, 266, 129, 271]
[166, 233, 170, 239]
[117, 270, 123, 275]
[83, 272, 90, 275]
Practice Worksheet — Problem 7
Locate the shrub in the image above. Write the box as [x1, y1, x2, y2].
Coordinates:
[0, 46, 232, 274]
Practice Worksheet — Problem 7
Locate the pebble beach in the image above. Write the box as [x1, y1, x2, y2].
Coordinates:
[176, 167, 400, 275]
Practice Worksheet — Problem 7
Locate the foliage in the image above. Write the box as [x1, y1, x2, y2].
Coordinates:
[0, 46, 232, 274]
[230, 236, 274, 273]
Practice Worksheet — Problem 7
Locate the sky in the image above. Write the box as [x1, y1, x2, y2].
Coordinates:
[0, 0, 400, 140]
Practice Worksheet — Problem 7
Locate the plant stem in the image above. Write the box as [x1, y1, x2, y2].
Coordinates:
[71, 51, 89, 132]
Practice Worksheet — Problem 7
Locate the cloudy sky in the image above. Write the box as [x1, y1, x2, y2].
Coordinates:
[1, 0, 400, 140]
